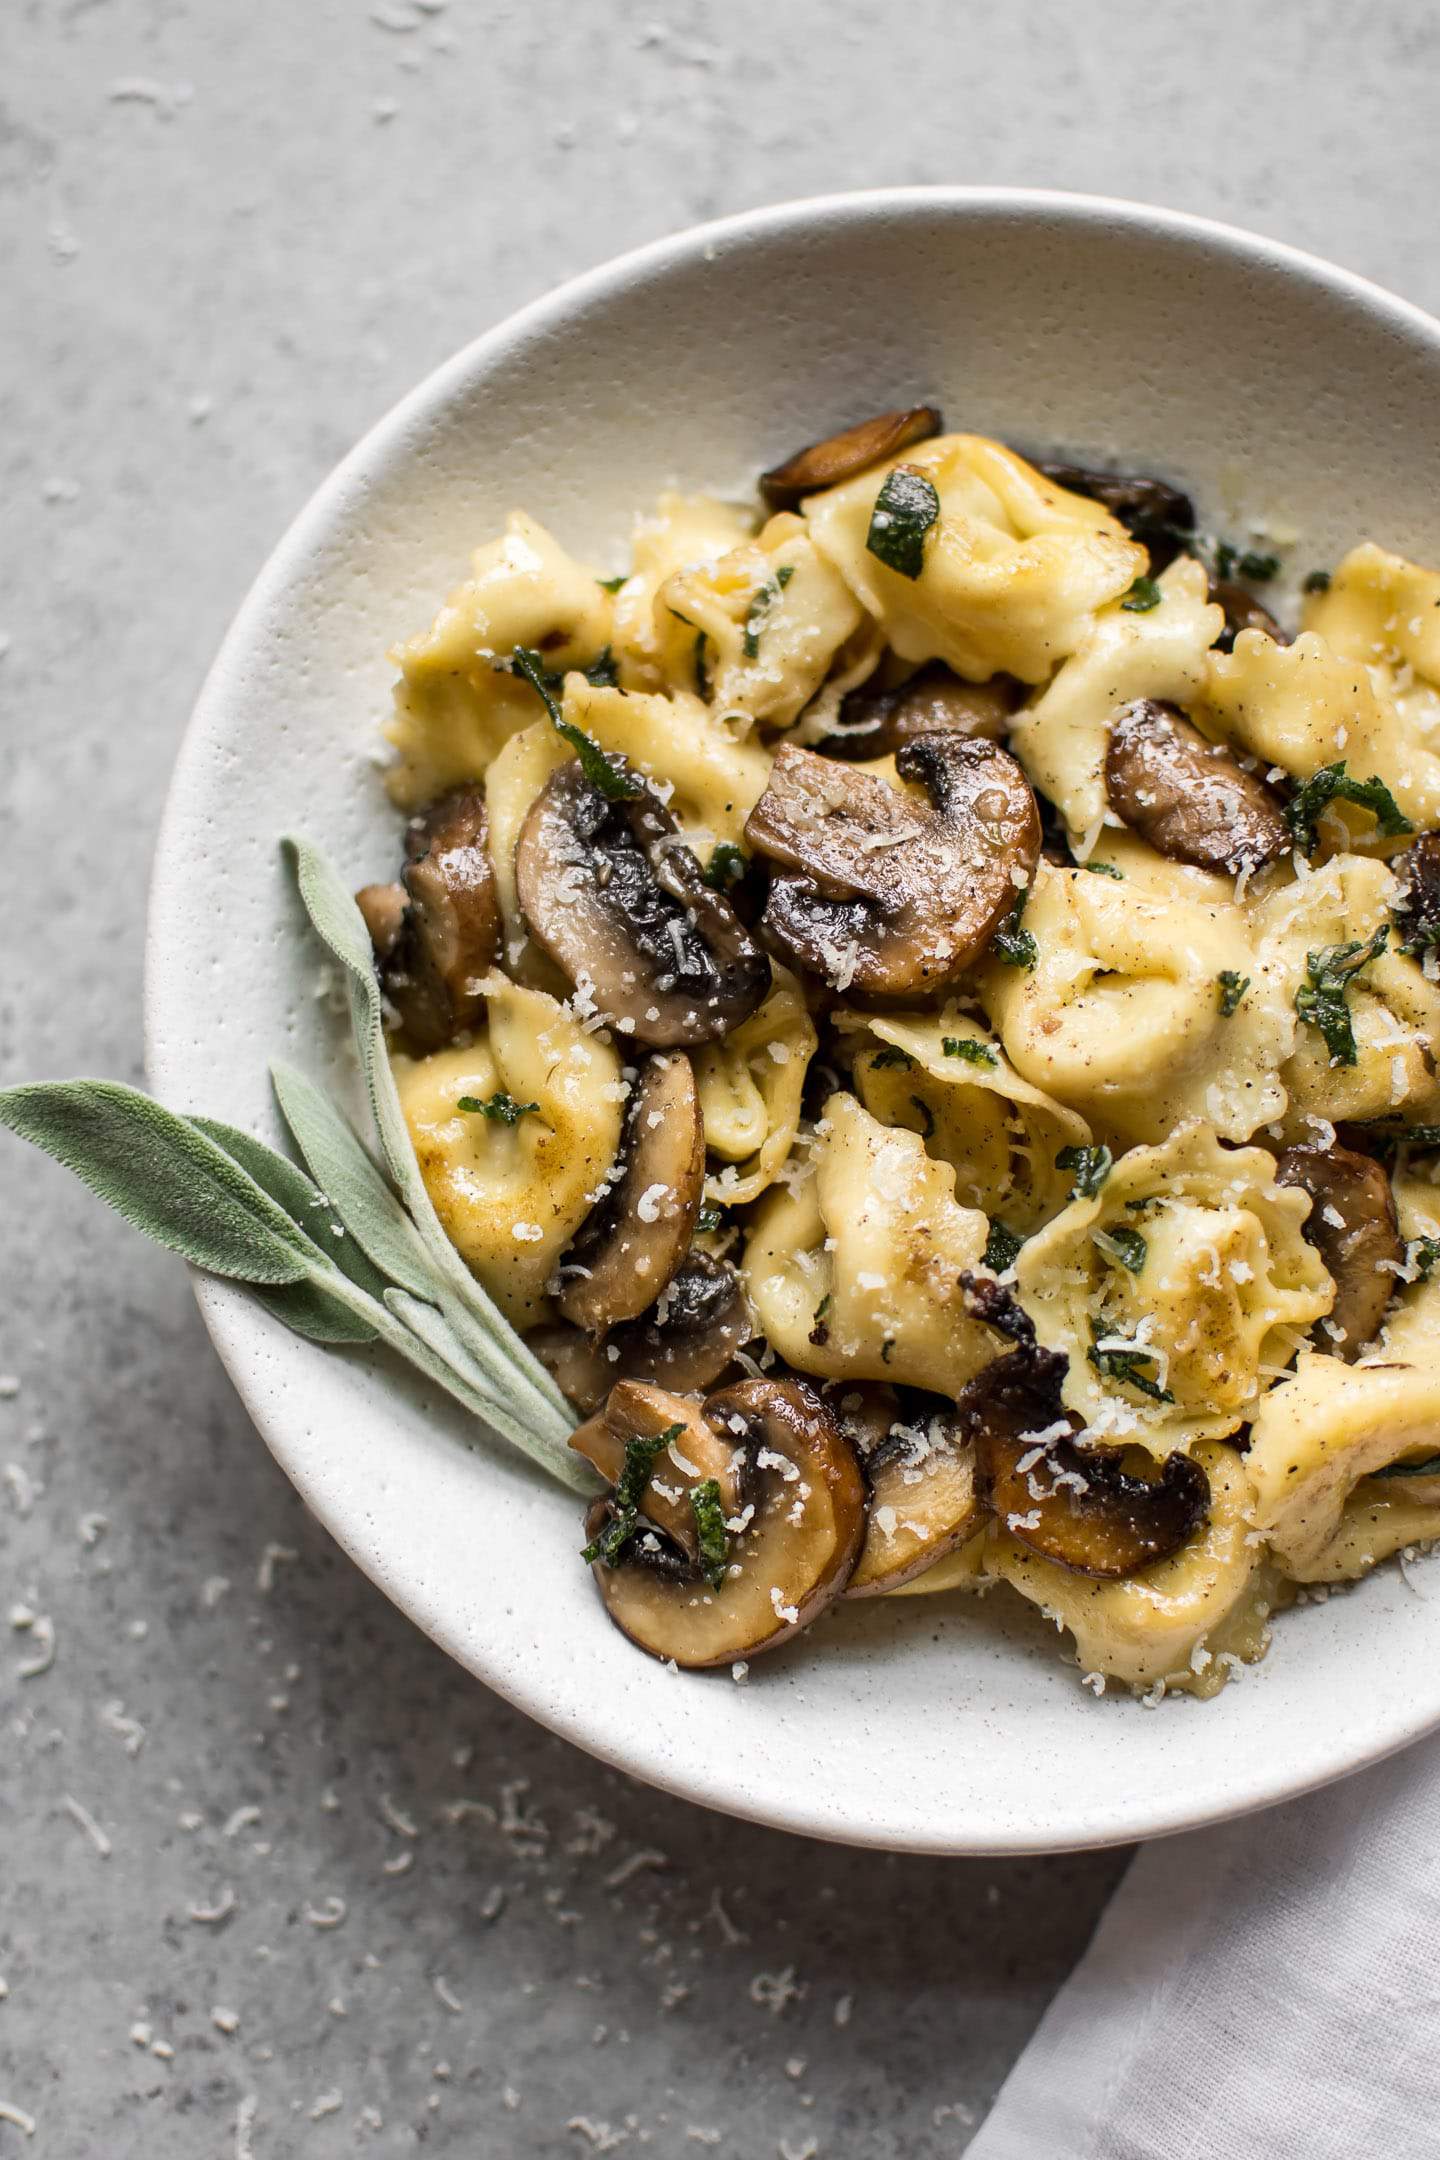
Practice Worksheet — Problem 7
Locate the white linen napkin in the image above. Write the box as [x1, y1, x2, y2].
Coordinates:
[967, 1734, 1440, 2159]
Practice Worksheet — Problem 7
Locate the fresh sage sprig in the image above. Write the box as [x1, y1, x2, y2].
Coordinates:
[0, 837, 596, 1496]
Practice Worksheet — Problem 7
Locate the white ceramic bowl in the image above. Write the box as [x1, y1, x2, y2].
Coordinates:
[147, 188, 1440, 1854]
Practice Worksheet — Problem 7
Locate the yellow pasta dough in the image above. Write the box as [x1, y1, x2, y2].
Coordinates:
[743, 1092, 998, 1395]
[841, 1007, 1089, 1229]
[610, 491, 755, 690]
[656, 512, 864, 727]
[694, 964, 817, 1207]
[384, 513, 613, 809]
[1016, 1121, 1333, 1448]
[1009, 553, 1224, 845]
[979, 858, 1290, 1147]
[803, 433, 1145, 684]
[393, 980, 624, 1329]
[989, 1442, 1267, 1693]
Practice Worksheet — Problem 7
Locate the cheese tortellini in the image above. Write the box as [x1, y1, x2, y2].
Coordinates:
[1207, 626, 1440, 836]
[1254, 852, 1440, 1134]
[979, 858, 1290, 1146]
[842, 1008, 1089, 1229]
[804, 434, 1145, 683]
[1016, 1122, 1333, 1448]
[385, 513, 614, 810]
[1010, 553, 1223, 845]
[743, 1093, 997, 1395]
[393, 979, 624, 1329]
[361, 429, 1440, 1699]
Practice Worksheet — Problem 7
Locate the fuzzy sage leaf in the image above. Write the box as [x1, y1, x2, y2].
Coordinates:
[0, 1081, 316, 1285]
[283, 836, 578, 1447]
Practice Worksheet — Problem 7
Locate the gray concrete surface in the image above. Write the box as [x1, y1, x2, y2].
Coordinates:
[5, 1, 1440, 2152]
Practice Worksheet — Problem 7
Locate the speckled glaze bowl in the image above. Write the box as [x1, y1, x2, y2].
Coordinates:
[146, 189, 1440, 1853]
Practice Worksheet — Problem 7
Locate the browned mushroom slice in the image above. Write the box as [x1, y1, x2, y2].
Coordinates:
[744, 735, 1041, 997]
[953, 1273, 1210, 1578]
[1276, 1143, 1404, 1357]
[533, 1256, 753, 1414]
[516, 763, 769, 1047]
[760, 406, 943, 513]
[1392, 831, 1440, 956]
[571, 1380, 749, 1567]
[820, 663, 1022, 760]
[584, 1377, 866, 1668]
[355, 787, 502, 1053]
[1031, 459, 1195, 571]
[557, 1056, 704, 1334]
[1210, 579, 1292, 651]
[1105, 698, 1290, 874]
[845, 1410, 986, 1598]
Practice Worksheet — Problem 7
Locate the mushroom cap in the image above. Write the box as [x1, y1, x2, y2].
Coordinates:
[570, 1379, 749, 1565]
[961, 1343, 1211, 1578]
[557, 1054, 705, 1335]
[821, 662, 1021, 761]
[584, 1376, 866, 1668]
[532, 1254, 754, 1413]
[744, 734, 1041, 998]
[844, 1407, 985, 1598]
[953, 1274, 1211, 1578]
[1276, 1142, 1404, 1358]
[356, 786, 502, 1053]
[516, 762, 770, 1047]
[760, 406, 942, 513]
[1105, 698, 1290, 875]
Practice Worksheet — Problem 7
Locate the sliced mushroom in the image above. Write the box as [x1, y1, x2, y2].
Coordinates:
[571, 1379, 750, 1568]
[744, 735, 1041, 997]
[355, 786, 501, 1052]
[760, 406, 942, 513]
[953, 1274, 1210, 1578]
[845, 1408, 986, 1598]
[532, 1255, 753, 1412]
[1392, 831, 1440, 955]
[557, 1056, 705, 1334]
[1105, 698, 1290, 874]
[1276, 1143, 1404, 1357]
[819, 662, 1022, 760]
[1031, 459, 1195, 571]
[583, 1377, 866, 1667]
[516, 763, 770, 1047]
[1210, 580, 1291, 651]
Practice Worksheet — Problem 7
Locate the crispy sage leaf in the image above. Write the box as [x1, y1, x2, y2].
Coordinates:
[0, 1080, 314, 1285]
[866, 466, 939, 580]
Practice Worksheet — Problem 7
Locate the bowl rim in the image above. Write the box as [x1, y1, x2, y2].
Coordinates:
[145, 185, 1440, 1853]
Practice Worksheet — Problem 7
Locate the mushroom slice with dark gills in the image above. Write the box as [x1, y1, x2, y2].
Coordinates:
[533, 1254, 753, 1413]
[760, 405, 943, 513]
[845, 1403, 986, 1598]
[556, 1054, 706, 1336]
[954, 1275, 1210, 1579]
[1277, 1143, 1404, 1358]
[355, 786, 501, 1053]
[516, 762, 769, 1047]
[744, 735, 1042, 997]
[1105, 698, 1289, 875]
[820, 662, 1023, 761]
[579, 1377, 866, 1667]
[1392, 831, 1440, 957]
